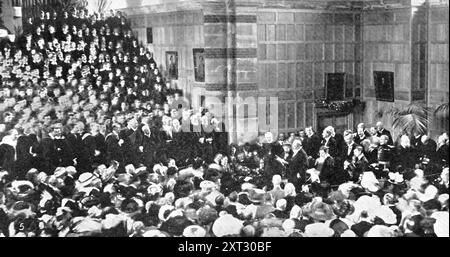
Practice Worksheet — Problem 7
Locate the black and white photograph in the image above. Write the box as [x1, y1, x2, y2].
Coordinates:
[0, 0, 448, 245]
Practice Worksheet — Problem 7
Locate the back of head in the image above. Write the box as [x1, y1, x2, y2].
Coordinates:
[272, 175, 282, 186]
[276, 199, 287, 210]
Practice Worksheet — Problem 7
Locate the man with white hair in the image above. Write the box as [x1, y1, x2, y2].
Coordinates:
[322, 126, 338, 158]
[419, 135, 437, 164]
[376, 121, 393, 145]
[261, 132, 285, 186]
[437, 133, 449, 166]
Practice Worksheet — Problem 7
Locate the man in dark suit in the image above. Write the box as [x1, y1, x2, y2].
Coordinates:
[15, 127, 38, 179]
[141, 124, 159, 170]
[419, 135, 438, 163]
[376, 122, 393, 146]
[119, 118, 141, 166]
[377, 135, 394, 169]
[66, 122, 84, 165]
[304, 127, 322, 159]
[40, 124, 74, 174]
[105, 123, 124, 165]
[342, 132, 357, 164]
[282, 141, 293, 163]
[322, 127, 338, 158]
[411, 132, 424, 150]
[287, 139, 308, 186]
[346, 145, 369, 183]
[354, 124, 371, 146]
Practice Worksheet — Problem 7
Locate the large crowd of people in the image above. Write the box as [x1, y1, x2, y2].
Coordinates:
[0, 8, 448, 237]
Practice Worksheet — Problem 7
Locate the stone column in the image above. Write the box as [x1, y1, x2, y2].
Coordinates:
[202, 0, 260, 144]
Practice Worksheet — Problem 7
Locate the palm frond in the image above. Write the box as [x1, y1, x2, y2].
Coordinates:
[390, 104, 430, 135]
[434, 102, 449, 118]
[392, 113, 428, 135]
[382, 106, 400, 118]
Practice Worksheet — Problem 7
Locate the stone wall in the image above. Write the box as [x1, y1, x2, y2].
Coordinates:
[118, 0, 449, 143]
[257, 9, 363, 134]
[428, 5, 449, 135]
[127, 8, 204, 107]
[362, 7, 414, 128]
[361, 3, 449, 137]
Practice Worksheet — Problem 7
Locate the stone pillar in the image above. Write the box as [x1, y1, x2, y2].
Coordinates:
[202, 0, 259, 144]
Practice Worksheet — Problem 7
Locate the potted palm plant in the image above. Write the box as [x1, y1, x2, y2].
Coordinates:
[383, 103, 430, 139]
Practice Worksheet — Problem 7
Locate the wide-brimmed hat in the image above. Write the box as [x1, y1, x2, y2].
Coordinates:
[366, 225, 395, 237]
[119, 197, 144, 215]
[361, 172, 380, 193]
[372, 206, 397, 225]
[77, 173, 99, 189]
[183, 225, 206, 237]
[350, 195, 382, 221]
[142, 229, 168, 237]
[199, 180, 217, 192]
[261, 227, 288, 237]
[160, 216, 194, 236]
[248, 189, 267, 204]
[147, 183, 163, 196]
[388, 172, 404, 185]
[197, 207, 218, 225]
[304, 223, 334, 237]
[11, 181, 35, 198]
[212, 214, 244, 237]
[431, 211, 449, 237]
[303, 198, 335, 221]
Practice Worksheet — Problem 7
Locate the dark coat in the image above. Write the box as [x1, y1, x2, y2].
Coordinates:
[78, 134, 96, 173]
[322, 137, 338, 158]
[0, 144, 15, 175]
[93, 133, 106, 166]
[105, 132, 123, 164]
[317, 156, 339, 185]
[341, 143, 357, 163]
[394, 146, 418, 169]
[347, 155, 369, 182]
[141, 132, 159, 168]
[354, 133, 370, 146]
[40, 137, 74, 174]
[66, 133, 83, 160]
[15, 135, 38, 178]
[304, 134, 322, 158]
[419, 140, 438, 162]
[287, 149, 308, 184]
[377, 144, 394, 164]
[377, 129, 393, 145]
[437, 144, 449, 166]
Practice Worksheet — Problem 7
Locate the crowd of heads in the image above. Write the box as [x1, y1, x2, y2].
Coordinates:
[0, 8, 449, 237]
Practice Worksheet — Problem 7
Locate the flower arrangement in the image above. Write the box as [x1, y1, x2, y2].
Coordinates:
[315, 99, 365, 113]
